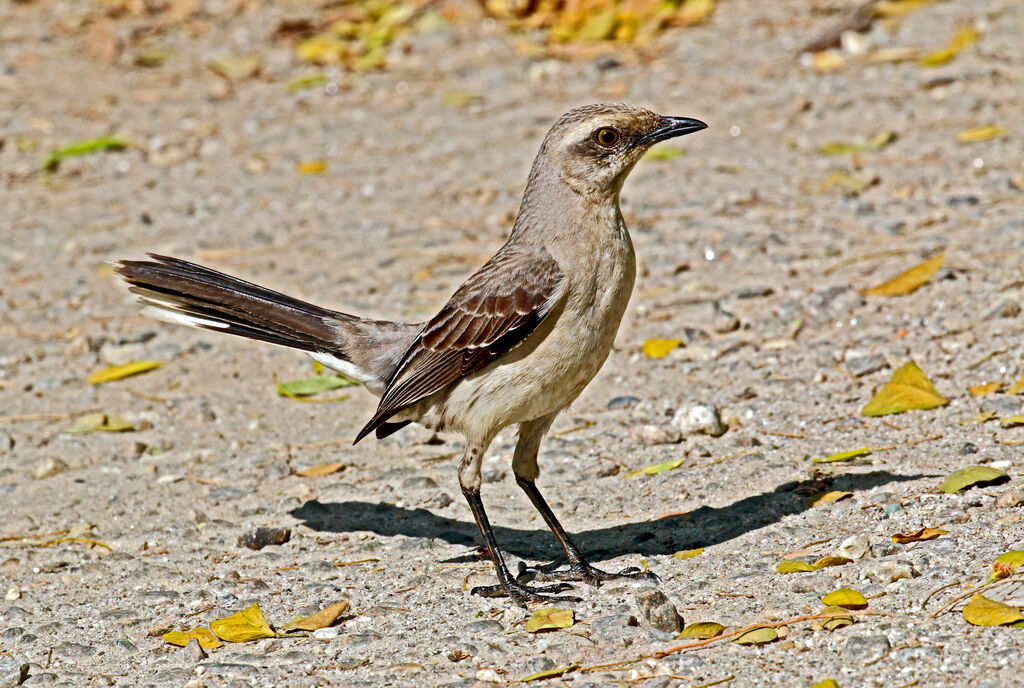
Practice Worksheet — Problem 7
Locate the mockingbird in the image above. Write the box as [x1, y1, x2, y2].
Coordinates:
[115, 103, 707, 604]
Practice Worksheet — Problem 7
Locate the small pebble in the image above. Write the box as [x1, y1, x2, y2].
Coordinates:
[983, 298, 1021, 320]
[312, 627, 340, 640]
[633, 588, 683, 633]
[33, 457, 68, 480]
[672, 401, 727, 437]
[237, 527, 291, 551]
[995, 488, 1024, 508]
[862, 560, 918, 584]
[627, 424, 681, 446]
[607, 395, 641, 410]
[838, 534, 870, 559]
[845, 354, 887, 378]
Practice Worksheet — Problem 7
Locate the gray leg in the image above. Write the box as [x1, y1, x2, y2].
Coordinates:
[512, 415, 659, 586]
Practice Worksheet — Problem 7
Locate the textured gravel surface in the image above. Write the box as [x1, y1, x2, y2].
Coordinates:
[2, 0, 1023, 686]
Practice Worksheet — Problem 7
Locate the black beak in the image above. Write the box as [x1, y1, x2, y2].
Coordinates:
[637, 116, 708, 147]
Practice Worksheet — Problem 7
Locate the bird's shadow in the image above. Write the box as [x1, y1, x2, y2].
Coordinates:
[291, 471, 927, 563]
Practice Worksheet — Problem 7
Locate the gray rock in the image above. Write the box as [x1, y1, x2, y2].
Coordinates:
[33, 458, 68, 480]
[522, 657, 554, 674]
[712, 303, 739, 333]
[401, 476, 438, 489]
[607, 395, 641, 409]
[0, 658, 29, 688]
[671, 401, 726, 437]
[627, 423, 681, 446]
[184, 638, 207, 663]
[845, 354, 887, 378]
[461, 619, 504, 634]
[20, 673, 57, 687]
[52, 642, 96, 657]
[862, 560, 918, 584]
[980, 396, 1024, 416]
[843, 634, 891, 663]
[995, 488, 1024, 508]
[633, 588, 683, 633]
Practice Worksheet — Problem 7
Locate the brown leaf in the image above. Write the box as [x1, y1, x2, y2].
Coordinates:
[280, 600, 349, 632]
[891, 527, 947, 544]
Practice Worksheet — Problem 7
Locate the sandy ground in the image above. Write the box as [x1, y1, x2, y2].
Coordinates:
[2, 0, 1024, 686]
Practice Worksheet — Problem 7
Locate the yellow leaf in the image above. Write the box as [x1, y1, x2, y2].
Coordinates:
[812, 556, 853, 569]
[815, 605, 854, 631]
[674, 548, 704, 560]
[210, 602, 277, 642]
[295, 462, 345, 477]
[679, 621, 726, 639]
[1006, 373, 1024, 395]
[806, 491, 852, 507]
[65, 413, 134, 434]
[959, 411, 997, 425]
[626, 459, 685, 478]
[813, 447, 871, 464]
[939, 465, 1008, 493]
[296, 35, 346, 64]
[163, 627, 223, 650]
[1000, 415, 1024, 428]
[988, 551, 1024, 583]
[777, 560, 815, 574]
[641, 338, 681, 358]
[732, 625, 778, 645]
[441, 91, 483, 108]
[817, 141, 863, 156]
[677, 0, 716, 26]
[87, 360, 163, 384]
[861, 361, 948, 417]
[810, 680, 841, 688]
[297, 160, 327, 174]
[812, 51, 845, 73]
[969, 382, 1001, 397]
[525, 608, 574, 633]
[208, 54, 261, 81]
[821, 588, 868, 610]
[891, 527, 947, 543]
[962, 594, 1024, 627]
[919, 24, 978, 67]
[280, 600, 349, 632]
[862, 253, 944, 297]
[522, 665, 578, 682]
[955, 125, 1008, 143]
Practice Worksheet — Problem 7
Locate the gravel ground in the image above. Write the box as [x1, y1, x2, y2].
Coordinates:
[2, 0, 1024, 686]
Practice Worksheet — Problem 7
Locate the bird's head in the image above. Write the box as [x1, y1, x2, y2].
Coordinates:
[535, 103, 707, 198]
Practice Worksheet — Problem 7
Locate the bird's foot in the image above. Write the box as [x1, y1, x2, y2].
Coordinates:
[471, 580, 582, 606]
[517, 561, 660, 587]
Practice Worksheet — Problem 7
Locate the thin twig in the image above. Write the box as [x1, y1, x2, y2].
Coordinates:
[0, 413, 70, 425]
[692, 676, 735, 688]
[929, 574, 1024, 618]
[699, 447, 759, 468]
[921, 580, 961, 608]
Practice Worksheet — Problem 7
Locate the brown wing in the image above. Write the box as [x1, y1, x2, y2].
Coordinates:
[354, 245, 564, 442]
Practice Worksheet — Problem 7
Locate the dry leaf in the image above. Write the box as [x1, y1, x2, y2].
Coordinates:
[862, 254, 944, 297]
[275, 373, 357, 402]
[813, 447, 871, 464]
[959, 411, 997, 425]
[821, 588, 868, 610]
[919, 24, 978, 67]
[962, 594, 1024, 627]
[210, 602, 277, 642]
[87, 360, 163, 384]
[297, 160, 327, 174]
[814, 605, 854, 631]
[679, 621, 726, 639]
[988, 551, 1024, 583]
[674, 548, 704, 560]
[163, 627, 223, 650]
[806, 491, 853, 507]
[892, 527, 947, 543]
[522, 665, 578, 682]
[641, 338, 681, 358]
[208, 54, 261, 81]
[861, 361, 948, 417]
[955, 125, 1009, 143]
[295, 462, 345, 478]
[732, 625, 778, 645]
[812, 556, 853, 569]
[969, 382, 1002, 397]
[812, 51, 845, 73]
[280, 600, 349, 632]
[1000, 415, 1024, 428]
[777, 560, 815, 574]
[1006, 373, 1024, 395]
[939, 465, 1009, 493]
[810, 680, 841, 688]
[626, 459, 684, 478]
[66, 413, 134, 434]
[525, 608, 574, 633]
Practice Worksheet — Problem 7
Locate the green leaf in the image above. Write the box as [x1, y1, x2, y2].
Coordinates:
[861, 361, 948, 417]
[525, 608, 574, 633]
[644, 146, 686, 161]
[813, 447, 871, 464]
[522, 665, 578, 682]
[777, 560, 815, 574]
[955, 124, 1008, 143]
[625, 459, 685, 477]
[679, 621, 726, 639]
[41, 136, 128, 171]
[66, 413, 134, 434]
[732, 625, 778, 645]
[962, 594, 1024, 627]
[821, 588, 867, 610]
[286, 73, 327, 93]
[939, 465, 1009, 493]
[87, 360, 163, 384]
[275, 373, 358, 400]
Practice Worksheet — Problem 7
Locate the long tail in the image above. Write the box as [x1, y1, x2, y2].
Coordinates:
[113, 254, 351, 354]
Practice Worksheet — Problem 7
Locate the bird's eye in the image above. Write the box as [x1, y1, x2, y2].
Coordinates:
[593, 127, 620, 148]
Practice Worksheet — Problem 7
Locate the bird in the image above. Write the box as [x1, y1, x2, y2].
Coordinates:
[114, 103, 708, 604]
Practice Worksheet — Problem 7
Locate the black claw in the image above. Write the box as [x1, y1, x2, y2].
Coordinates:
[471, 582, 581, 605]
[517, 562, 659, 587]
